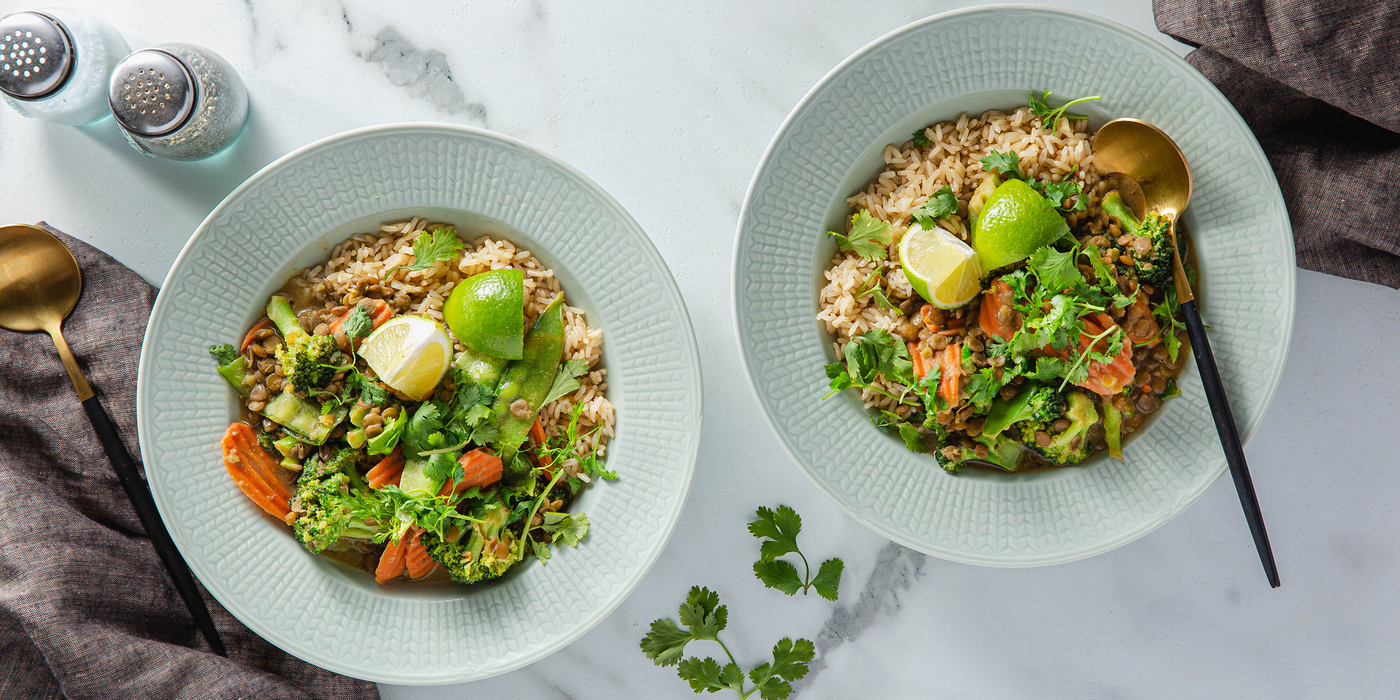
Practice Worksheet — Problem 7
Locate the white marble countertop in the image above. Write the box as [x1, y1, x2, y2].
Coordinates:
[5, 0, 1397, 697]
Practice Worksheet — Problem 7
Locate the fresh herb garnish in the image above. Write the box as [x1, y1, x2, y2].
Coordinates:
[382, 226, 463, 279]
[822, 329, 914, 404]
[1028, 90, 1101, 133]
[1152, 287, 1187, 364]
[980, 150, 1023, 180]
[208, 344, 238, 365]
[748, 505, 843, 601]
[827, 210, 893, 262]
[641, 586, 815, 699]
[1028, 167, 1088, 212]
[340, 305, 374, 340]
[910, 185, 959, 230]
[911, 127, 933, 148]
[541, 359, 590, 407]
[854, 270, 897, 312]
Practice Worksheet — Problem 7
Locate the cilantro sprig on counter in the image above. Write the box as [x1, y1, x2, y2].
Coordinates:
[641, 587, 815, 700]
[749, 506, 843, 601]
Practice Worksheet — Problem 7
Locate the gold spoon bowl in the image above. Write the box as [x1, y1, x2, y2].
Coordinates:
[0, 224, 93, 399]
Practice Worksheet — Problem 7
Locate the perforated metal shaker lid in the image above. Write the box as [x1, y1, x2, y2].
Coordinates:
[0, 11, 75, 100]
[108, 48, 196, 138]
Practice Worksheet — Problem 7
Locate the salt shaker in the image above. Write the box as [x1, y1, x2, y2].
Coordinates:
[108, 43, 248, 161]
[0, 8, 129, 125]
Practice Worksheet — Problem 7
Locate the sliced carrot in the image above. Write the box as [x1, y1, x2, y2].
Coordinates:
[366, 448, 405, 489]
[978, 279, 1020, 341]
[936, 343, 961, 405]
[374, 534, 408, 582]
[909, 342, 927, 380]
[529, 418, 553, 470]
[239, 318, 273, 354]
[330, 298, 393, 337]
[220, 423, 291, 520]
[1042, 313, 1136, 395]
[221, 423, 290, 500]
[438, 449, 504, 496]
[404, 528, 436, 579]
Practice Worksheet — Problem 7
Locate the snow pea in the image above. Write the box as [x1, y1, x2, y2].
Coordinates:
[491, 296, 565, 458]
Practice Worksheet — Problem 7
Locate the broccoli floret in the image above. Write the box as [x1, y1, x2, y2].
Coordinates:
[1018, 391, 1099, 465]
[933, 435, 1027, 474]
[1101, 190, 1181, 289]
[422, 504, 520, 584]
[275, 332, 339, 394]
[209, 343, 238, 366]
[289, 448, 363, 553]
[982, 383, 1066, 438]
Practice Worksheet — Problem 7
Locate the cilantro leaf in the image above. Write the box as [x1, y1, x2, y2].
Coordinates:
[981, 150, 1023, 180]
[910, 185, 959, 231]
[811, 559, 844, 602]
[1038, 177, 1086, 211]
[359, 376, 389, 405]
[679, 657, 744, 694]
[748, 505, 800, 562]
[643, 586, 817, 700]
[679, 586, 727, 640]
[854, 271, 897, 312]
[827, 210, 893, 262]
[1152, 287, 1188, 364]
[1027, 246, 1084, 292]
[897, 421, 926, 453]
[382, 226, 463, 279]
[963, 368, 1002, 410]
[749, 505, 844, 600]
[341, 305, 374, 340]
[641, 619, 695, 667]
[541, 511, 589, 547]
[541, 359, 590, 407]
[1027, 90, 1101, 133]
[910, 127, 933, 148]
[1025, 356, 1070, 383]
[753, 560, 805, 595]
[1083, 244, 1117, 286]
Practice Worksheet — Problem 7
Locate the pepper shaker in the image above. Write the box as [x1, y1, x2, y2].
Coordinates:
[108, 43, 248, 161]
[0, 8, 129, 125]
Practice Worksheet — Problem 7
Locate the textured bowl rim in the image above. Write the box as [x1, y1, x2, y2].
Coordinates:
[731, 4, 1295, 567]
[137, 122, 703, 683]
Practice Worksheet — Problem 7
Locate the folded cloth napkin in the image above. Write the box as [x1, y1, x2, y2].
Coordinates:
[1154, 0, 1400, 288]
[0, 225, 378, 700]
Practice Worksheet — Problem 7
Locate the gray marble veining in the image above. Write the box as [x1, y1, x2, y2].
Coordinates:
[358, 26, 485, 120]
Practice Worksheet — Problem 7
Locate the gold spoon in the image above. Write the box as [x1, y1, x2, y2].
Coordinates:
[1092, 121, 1280, 589]
[0, 224, 228, 654]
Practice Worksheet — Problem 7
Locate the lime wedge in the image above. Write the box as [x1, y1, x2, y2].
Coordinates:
[899, 223, 983, 309]
[443, 269, 525, 359]
[972, 178, 1070, 270]
[360, 315, 452, 401]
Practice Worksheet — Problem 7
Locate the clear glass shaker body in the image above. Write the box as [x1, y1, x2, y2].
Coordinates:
[1, 7, 128, 125]
[109, 43, 248, 161]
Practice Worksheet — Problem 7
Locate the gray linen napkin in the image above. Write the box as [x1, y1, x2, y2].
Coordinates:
[1154, 0, 1400, 288]
[0, 224, 379, 700]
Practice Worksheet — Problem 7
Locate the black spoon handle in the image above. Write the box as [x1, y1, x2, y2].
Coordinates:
[80, 395, 228, 656]
[1180, 299, 1280, 588]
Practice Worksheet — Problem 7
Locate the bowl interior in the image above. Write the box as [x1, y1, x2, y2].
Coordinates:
[812, 88, 1196, 482]
[138, 124, 701, 683]
[232, 206, 614, 599]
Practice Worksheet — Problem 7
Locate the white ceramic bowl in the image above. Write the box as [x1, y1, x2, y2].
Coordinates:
[137, 124, 702, 683]
[733, 6, 1294, 566]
